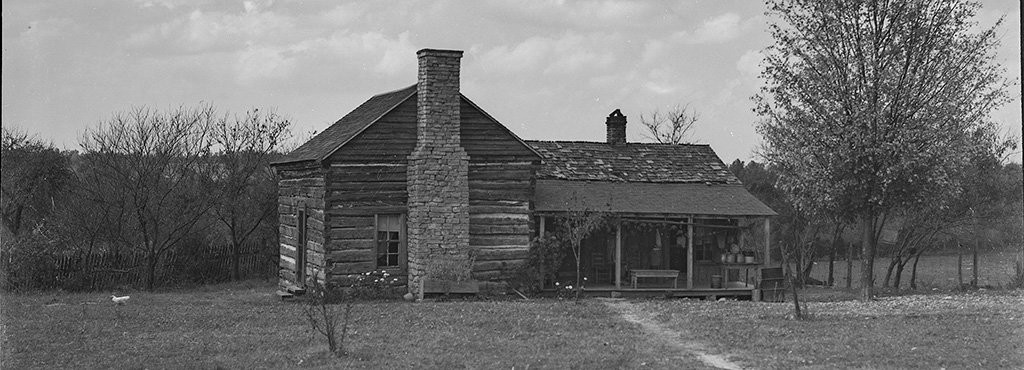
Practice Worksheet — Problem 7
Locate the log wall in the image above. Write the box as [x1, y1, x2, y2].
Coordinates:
[460, 98, 539, 281]
[320, 94, 539, 285]
[276, 162, 326, 290]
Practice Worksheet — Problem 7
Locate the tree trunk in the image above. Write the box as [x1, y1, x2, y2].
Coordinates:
[231, 240, 242, 281]
[971, 240, 979, 288]
[883, 256, 899, 288]
[146, 253, 159, 291]
[574, 243, 582, 302]
[791, 270, 802, 319]
[860, 217, 876, 301]
[909, 252, 922, 289]
[893, 258, 907, 291]
[800, 258, 814, 286]
[827, 246, 836, 287]
[957, 242, 963, 288]
[846, 242, 853, 289]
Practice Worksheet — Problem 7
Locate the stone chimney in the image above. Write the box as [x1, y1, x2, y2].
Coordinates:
[406, 49, 471, 292]
[606, 109, 627, 145]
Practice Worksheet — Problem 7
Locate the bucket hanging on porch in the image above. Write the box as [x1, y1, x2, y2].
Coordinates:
[710, 275, 723, 289]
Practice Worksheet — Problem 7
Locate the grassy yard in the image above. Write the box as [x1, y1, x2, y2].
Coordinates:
[1, 281, 655, 370]
[2, 281, 1022, 369]
[635, 288, 1024, 369]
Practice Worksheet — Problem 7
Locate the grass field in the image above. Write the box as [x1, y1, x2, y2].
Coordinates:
[2, 249, 1022, 369]
[1, 282, 654, 369]
[637, 289, 1024, 369]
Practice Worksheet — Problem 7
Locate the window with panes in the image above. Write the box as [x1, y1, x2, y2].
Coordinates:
[375, 214, 403, 268]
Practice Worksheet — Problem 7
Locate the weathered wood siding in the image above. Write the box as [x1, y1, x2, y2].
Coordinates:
[461, 99, 539, 281]
[276, 162, 326, 289]
[319, 95, 538, 284]
[324, 96, 416, 286]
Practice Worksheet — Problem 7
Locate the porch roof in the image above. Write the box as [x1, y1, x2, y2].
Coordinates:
[534, 180, 776, 217]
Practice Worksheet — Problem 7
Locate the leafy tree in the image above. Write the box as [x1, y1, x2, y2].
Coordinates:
[558, 209, 606, 303]
[731, 159, 845, 285]
[209, 109, 291, 280]
[1, 127, 73, 237]
[639, 104, 699, 144]
[79, 105, 217, 290]
[883, 129, 1019, 290]
[755, 0, 1014, 300]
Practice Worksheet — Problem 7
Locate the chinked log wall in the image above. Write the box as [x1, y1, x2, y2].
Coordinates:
[277, 163, 326, 289]
[323, 96, 538, 286]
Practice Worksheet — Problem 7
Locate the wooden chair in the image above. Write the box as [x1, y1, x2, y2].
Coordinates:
[590, 252, 614, 284]
[758, 267, 786, 302]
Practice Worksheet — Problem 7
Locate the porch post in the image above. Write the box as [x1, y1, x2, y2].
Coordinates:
[687, 216, 694, 289]
[763, 218, 771, 265]
[538, 216, 546, 290]
[615, 219, 622, 289]
[738, 217, 745, 251]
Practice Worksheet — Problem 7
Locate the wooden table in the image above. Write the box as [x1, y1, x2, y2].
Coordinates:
[630, 269, 680, 289]
[719, 263, 759, 288]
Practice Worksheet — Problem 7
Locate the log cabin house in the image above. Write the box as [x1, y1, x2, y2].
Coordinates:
[272, 48, 776, 300]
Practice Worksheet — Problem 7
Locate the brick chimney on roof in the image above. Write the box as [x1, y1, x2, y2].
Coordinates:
[606, 109, 627, 145]
[406, 48, 471, 292]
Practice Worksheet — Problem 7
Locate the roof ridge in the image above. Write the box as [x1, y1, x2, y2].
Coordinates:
[526, 140, 710, 146]
[318, 86, 417, 161]
[371, 84, 417, 98]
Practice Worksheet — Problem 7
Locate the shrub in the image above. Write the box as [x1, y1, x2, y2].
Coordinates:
[509, 234, 567, 296]
[0, 225, 62, 292]
[1009, 257, 1024, 290]
[300, 269, 404, 357]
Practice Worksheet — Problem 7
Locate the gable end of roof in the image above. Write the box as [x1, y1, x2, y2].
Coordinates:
[272, 85, 416, 165]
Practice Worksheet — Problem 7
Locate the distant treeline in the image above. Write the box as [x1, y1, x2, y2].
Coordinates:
[729, 159, 1023, 290]
[1, 105, 294, 291]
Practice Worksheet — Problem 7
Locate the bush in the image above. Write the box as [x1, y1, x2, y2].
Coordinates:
[509, 234, 566, 296]
[301, 269, 405, 357]
[1009, 256, 1024, 290]
[0, 225, 62, 292]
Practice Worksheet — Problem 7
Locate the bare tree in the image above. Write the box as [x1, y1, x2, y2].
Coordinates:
[558, 191, 608, 303]
[301, 267, 352, 357]
[210, 109, 291, 280]
[639, 104, 699, 144]
[79, 105, 216, 290]
[1, 127, 73, 237]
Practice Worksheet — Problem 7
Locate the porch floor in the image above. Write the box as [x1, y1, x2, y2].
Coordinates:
[551, 282, 760, 300]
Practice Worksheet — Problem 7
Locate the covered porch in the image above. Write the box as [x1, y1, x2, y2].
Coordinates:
[534, 180, 778, 300]
[539, 214, 772, 299]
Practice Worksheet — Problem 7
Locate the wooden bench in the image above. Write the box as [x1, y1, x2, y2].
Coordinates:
[630, 269, 680, 289]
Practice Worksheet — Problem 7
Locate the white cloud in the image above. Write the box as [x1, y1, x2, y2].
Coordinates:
[476, 37, 553, 75]
[231, 30, 416, 88]
[235, 45, 297, 85]
[643, 67, 681, 95]
[475, 0, 659, 31]
[736, 49, 764, 77]
[675, 13, 750, 44]
[125, 5, 296, 54]
[475, 32, 618, 77]
[134, 0, 175, 9]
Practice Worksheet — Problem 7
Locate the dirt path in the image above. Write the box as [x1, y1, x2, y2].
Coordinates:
[600, 298, 746, 370]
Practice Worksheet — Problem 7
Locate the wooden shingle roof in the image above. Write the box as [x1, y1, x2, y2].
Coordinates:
[526, 141, 740, 184]
[275, 85, 417, 164]
[534, 180, 777, 216]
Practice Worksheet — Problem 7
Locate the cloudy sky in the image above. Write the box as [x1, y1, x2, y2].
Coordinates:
[3, 0, 1021, 163]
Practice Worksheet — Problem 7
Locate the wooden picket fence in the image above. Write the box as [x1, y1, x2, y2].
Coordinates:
[34, 241, 278, 291]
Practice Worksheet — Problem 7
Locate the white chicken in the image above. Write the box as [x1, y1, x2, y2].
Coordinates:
[110, 295, 130, 305]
